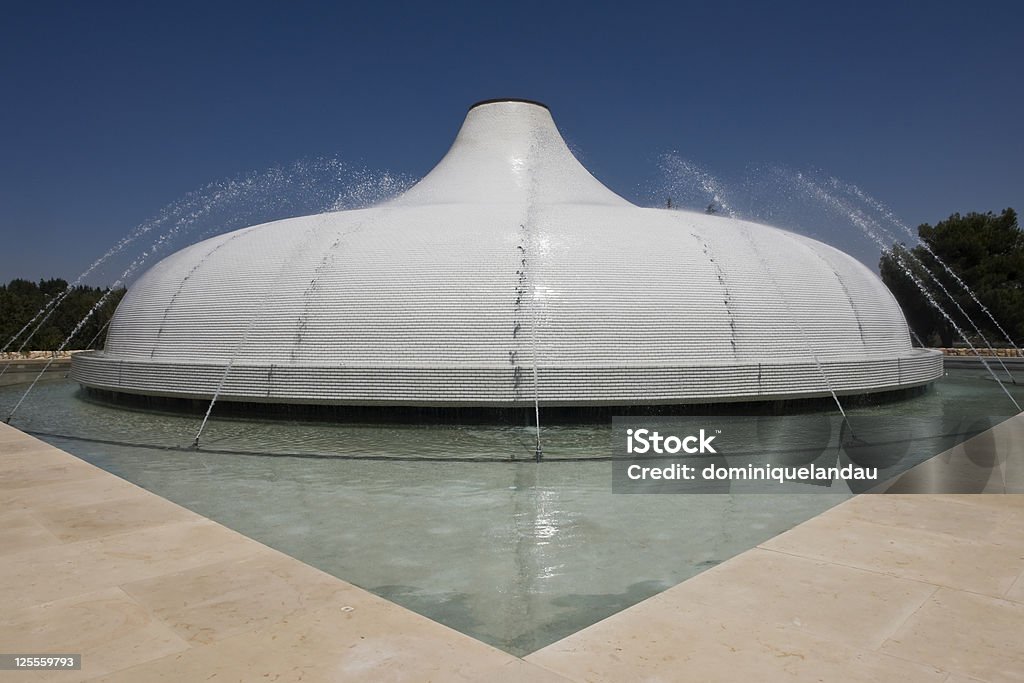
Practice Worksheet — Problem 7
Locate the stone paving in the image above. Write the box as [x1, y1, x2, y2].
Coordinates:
[1, 416, 1022, 682]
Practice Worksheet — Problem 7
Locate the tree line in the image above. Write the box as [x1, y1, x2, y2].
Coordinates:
[879, 208, 1022, 348]
[0, 279, 125, 353]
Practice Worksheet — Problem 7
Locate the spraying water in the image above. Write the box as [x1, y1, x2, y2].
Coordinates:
[829, 177, 1022, 358]
[658, 156, 852, 419]
[191, 224, 324, 448]
[659, 151, 1019, 406]
[0, 197, 203, 354]
[3, 158, 414, 358]
[659, 154, 738, 217]
[740, 225, 850, 420]
[3, 159, 414, 424]
[5, 289, 122, 423]
[789, 172, 1018, 375]
[784, 172, 1019, 410]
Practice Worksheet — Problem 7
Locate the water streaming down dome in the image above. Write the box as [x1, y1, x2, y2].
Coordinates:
[71, 99, 943, 408]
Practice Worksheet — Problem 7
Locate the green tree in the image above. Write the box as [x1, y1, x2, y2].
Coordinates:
[0, 279, 125, 353]
[879, 208, 1023, 347]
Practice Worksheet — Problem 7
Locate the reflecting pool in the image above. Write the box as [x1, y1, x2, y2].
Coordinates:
[1, 368, 1018, 655]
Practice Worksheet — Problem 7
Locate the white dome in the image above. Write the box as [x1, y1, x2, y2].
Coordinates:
[72, 100, 942, 407]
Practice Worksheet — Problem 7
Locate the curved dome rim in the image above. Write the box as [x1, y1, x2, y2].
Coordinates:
[468, 97, 550, 110]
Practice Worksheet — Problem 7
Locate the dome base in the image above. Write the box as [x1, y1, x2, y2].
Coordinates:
[71, 349, 943, 408]
[78, 382, 934, 428]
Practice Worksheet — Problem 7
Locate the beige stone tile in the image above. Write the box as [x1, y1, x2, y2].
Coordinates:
[1006, 570, 1024, 604]
[760, 512, 1024, 598]
[0, 439, 78, 462]
[882, 588, 1024, 683]
[121, 551, 366, 645]
[90, 599, 523, 683]
[0, 432, 92, 464]
[0, 510, 62, 555]
[33, 493, 198, 543]
[0, 587, 190, 683]
[657, 547, 937, 650]
[2, 473, 150, 513]
[963, 500, 1024, 542]
[991, 509, 1024, 550]
[841, 494, 1018, 543]
[944, 676, 992, 683]
[912, 494, 1024, 555]
[0, 520, 268, 611]
[0, 435, 88, 463]
[0, 454, 108, 491]
[929, 494, 1024, 511]
[0, 422, 27, 441]
[526, 596, 947, 683]
[0, 431, 58, 452]
[486, 657, 577, 682]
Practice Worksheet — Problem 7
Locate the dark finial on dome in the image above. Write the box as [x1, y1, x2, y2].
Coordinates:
[468, 98, 550, 111]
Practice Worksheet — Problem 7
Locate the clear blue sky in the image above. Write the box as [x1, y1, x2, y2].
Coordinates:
[2, 1, 1021, 283]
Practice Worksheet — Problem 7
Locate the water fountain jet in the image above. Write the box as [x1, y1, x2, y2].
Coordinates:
[782, 171, 1019, 409]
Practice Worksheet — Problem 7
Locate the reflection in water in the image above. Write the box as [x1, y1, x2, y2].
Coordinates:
[0, 369, 1017, 656]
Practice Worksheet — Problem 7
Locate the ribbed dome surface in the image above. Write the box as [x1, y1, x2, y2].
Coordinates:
[72, 100, 942, 406]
